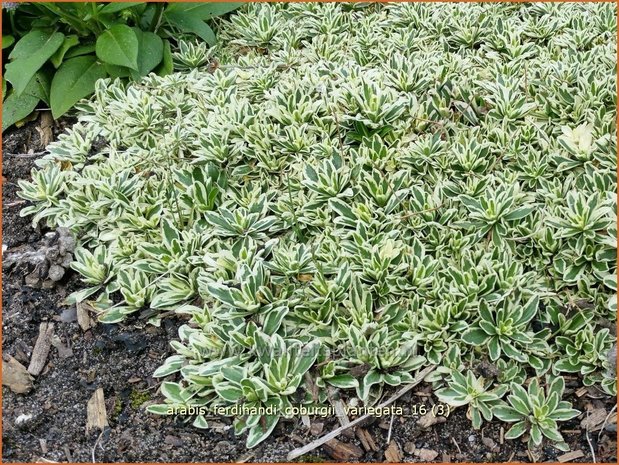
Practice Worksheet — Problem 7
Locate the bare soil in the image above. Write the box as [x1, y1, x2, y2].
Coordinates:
[2, 115, 617, 463]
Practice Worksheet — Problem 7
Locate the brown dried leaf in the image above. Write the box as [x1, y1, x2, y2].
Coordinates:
[581, 408, 610, 431]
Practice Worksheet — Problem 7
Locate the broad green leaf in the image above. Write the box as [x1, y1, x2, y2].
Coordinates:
[5, 31, 64, 95]
[155, 39, 173, 76]
[104, 63, 131, 78]
[50, 35, 80, 68]
[100, 2, 143, 14]
[3, 35, 15, 49]
[164, 10, 216, 45]
[64, 43, 96, 59]
[96, 24, 139, 70]
[165, 2, 243, 19]
[2, 91, 39, 132]
[50, 56, 106, 118]
[131, 29, 163, 79]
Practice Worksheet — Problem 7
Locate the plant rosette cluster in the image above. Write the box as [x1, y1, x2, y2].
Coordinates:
[18, 2, 617, 450]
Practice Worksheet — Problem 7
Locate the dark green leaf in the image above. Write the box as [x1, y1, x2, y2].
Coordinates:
[50, 35, 80, 68]
[164, 10, 216, 45]
[96, 24, 139, 70]
[130, 29, 163, 79]
[50, 56, 106, 118]
[165, 2, 243, 19]
[99, 2, 144, 14]
[5, 31, 64, 95]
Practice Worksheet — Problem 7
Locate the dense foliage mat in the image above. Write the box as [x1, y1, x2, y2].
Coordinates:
[19, 2, 617, 451]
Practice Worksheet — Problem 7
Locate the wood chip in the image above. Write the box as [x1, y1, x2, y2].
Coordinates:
[323, 438, 363, 461]
[575, 386, 588, 397]
[310, 422, 324, 436]
[414, 448, 439, 461]
[86, 388, 109, 433]
[581, 408, 610, 431]
[38, 111, 54, 147]
[2, 356, 34, 394]
[76, 302, 96, 331]
[51, 336, 73, 359]
[481, 436, 499, 452]
[384, 440, 402, 462]
[557, 450, 585, 462]
[28, 323, 55, 376]
[356, 427, 378, 452]
[417, 411, 447, 428]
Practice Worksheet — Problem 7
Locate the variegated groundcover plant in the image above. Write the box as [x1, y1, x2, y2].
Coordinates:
[18, 2, 617, 452]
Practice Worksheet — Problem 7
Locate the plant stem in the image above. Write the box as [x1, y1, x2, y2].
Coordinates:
[149, 2, 165, 33]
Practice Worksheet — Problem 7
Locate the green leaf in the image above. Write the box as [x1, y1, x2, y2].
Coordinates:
[5, 31, 65, 96]
[246, 408, 279, 448]
[50, 35, 80, 68]
[215, 383, 243, 402]
[96, 24, 139, 70]
[63, 285, 101, 305]
[160, 381, 184, 403]
[3, 35, 15, 49]
[493, 405, 523, 422]
[131, 29, 163, 79]
[518, 295, 539, 325]
[165, 2, 243, 19]
[104, 63, 131, 78]
[530, 423, 543, 446]
[462, 327, 491, 345]
[50, 56, 106, 118]
[193, 415, 208, 429]
[2, 91, 39, 132]
[293, 340, 320, 376]
[504, 420, 527, 439]
[164, 10, 216, 45]
[505, 205, 535, 221]
[64, 43, 96, 59]
[155, 39, 174, 76]
[100, 2, 143, 14]
[326, 374, 359, 389]
[146, 404, 174, 415]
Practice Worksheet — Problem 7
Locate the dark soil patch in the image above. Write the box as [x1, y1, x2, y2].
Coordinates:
[2, 115, 617, 463]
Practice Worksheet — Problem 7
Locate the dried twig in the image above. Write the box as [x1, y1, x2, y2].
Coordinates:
[91, 430, 104, 463]
[585, 410, 597, 463]
[286, 365, 436, 460]
[4, 151, 47, 158]
[386, 412, 395, 444]
[451, 436, 462, 455]
[598, 404, 617, 442]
